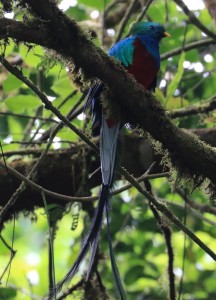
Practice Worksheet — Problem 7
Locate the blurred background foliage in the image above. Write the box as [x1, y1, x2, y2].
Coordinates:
[0, 0, 216, 299]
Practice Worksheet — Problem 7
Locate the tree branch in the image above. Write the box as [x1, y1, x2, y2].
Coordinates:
[169, 96, 216, 118]
[161, 38, 216, 60]
[115, 0, 138, 42]
[173, 0, 216, 40]
[1, 2, 216, 186]
[120, 167, 216, 261]
[20, 0, 216, 185]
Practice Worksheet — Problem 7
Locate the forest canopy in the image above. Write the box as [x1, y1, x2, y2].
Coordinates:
[1, 0, 216, 299]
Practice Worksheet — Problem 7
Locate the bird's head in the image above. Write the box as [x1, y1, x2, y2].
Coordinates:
[130, 21, 170, 41]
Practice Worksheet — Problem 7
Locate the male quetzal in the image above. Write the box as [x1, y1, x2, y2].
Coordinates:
[53, 22, 170, 299]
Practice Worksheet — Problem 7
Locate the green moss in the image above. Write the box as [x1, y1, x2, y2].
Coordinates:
[147, 132, 208, 195]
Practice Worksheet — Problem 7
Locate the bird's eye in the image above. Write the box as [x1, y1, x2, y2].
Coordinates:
[150, 25, 155, 30]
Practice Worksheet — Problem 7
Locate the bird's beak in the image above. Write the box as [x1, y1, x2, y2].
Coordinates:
[163, 32, 171, 37]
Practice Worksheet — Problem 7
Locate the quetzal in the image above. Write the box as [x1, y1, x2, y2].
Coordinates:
[53, 22, 170, 299]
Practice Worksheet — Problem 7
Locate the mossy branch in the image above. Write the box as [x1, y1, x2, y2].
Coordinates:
[1, 1, 216, 185]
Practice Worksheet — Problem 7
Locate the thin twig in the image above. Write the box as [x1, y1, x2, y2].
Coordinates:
[42, 192, 56, 300]
[115, 0, 138, 42]
[55, 279, 84, 300]
[173, 0, 216, 41]
[112, 171, 169, 195]
[165, 199, 216, 227]
[165, 0, 169, 23]
[181, 75, 209, 98]
[0, 111, 58, 123]
[169, 96, 216, 119]
[177, 202, 187, 300]
[141, 171, 175, 300]
[0, 181, 26, 224]
[135, 0, 154, 24]
[0, 158, 168, 206]
[0, 159, 95, 216]
[149, 204, 175, 300]
[38, 95, 86, 142]
[120, 167, 216, 261]
[0, 234, 16, 281]
[22, 106, 43, 143]
[7, 283, 41, 300]
[57, 90, 78, 111]
[5, 215, 16, 289]
[1, 148, 216, 266]
[0, 137, 97, 157]
[0, 57, 94, 152]
[0, 148, 51, 156]
[0, 141, 9, 174]
[161, 38, 216, 60]
[177, 188, 216, 215]
[0, 97, 94, 222]
[101, 0, 107, 46]
[0, 115, 66, 221]
[35, 90, 81, 142]
[7, 140, 75, 145]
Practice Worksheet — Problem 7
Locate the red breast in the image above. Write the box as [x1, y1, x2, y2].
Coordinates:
[127, 38, 159, 89]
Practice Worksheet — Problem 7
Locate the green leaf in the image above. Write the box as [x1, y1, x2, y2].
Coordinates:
[37, 57, 57, 72]
[0, 115, 9, 138]
[29, 73, 57, 96]
[47, 204, 62, 211]
[5, 95, 41, 113]
[19, 44, 44, 67]
[166, 51, 185, 102]
[2, 73, 23, 92]
[78, 0, 110, 9]
[0, 287, 17, 299]
[7, 116, 25, 138]
[51, 76, 73, 97]
[66, 6, 88, 21]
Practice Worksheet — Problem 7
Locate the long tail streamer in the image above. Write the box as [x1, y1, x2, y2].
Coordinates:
[50, 86, 126, 299]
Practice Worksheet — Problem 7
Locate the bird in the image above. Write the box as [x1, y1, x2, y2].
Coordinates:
[52, 21, 170, 300]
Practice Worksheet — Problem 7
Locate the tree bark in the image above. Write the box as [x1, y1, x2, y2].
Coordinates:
[1, 128, 216, 222]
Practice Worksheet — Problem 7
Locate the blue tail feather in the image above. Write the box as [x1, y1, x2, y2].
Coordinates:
[50, 66, 126, 299]
[48, 184, 110, 299]
[86, 184, 110, 280]
[105, 203, 127, 300]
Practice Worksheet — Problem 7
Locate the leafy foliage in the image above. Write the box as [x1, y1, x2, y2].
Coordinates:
[1, 1, 216, 300]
